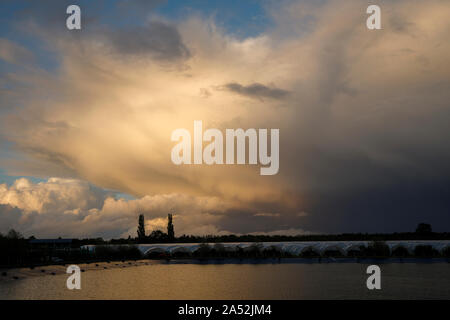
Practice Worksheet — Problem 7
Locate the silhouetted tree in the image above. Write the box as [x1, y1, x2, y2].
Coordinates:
[149, 230, 167, 242]
[7, 229, 23, 239]
[137, 214, 146, 241]
[416, 223, 432, 234]
[167, 213, 175, 241]
[365, 241, 390, 257]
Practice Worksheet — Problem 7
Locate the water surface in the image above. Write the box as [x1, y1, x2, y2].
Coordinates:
[0, 260, 449, 299]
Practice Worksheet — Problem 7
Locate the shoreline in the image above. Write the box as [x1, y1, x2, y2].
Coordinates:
[2, 256, 449, 271]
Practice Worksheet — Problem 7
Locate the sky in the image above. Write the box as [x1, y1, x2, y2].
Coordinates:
[0, 0, 449, 238]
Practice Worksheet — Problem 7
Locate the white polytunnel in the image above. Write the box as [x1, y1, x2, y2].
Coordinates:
[82, 240, 450, 256]
[390, 244, 411, 254]
[143, 247, 165, 255]
[320, 244, 346, 255]
[170, 246, 192, 254]
[298, 245, 320, 255]
[343, 243, 366, 253]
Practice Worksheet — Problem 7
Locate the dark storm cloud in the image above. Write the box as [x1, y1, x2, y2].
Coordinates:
[106, 22, 190, 60]
[298, 178, 450, 234]
[2, 0, 189, 61]
[222, 82, 290, 100]
[216, 208, 306, 235]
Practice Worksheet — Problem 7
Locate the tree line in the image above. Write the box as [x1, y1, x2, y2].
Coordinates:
[1, 221, 449, 268]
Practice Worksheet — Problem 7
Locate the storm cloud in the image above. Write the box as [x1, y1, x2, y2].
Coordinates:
[221, 82, 290, 100]
[106, 22, 190, 60]
[0, 0, 450, 237]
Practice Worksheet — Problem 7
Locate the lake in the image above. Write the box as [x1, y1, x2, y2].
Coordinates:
[0, 259, 449, 299]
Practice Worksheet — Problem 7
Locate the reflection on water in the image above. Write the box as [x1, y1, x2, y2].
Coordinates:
[0, 261, 449, 299]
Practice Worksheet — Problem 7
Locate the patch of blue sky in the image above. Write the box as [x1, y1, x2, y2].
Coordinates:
[0, 4, 59, 73]
[0, 169, 46, 186]
[112, 192, 136, 201]
[0, 141, 45, 185]
[156, 0, 274, 38]
[0, 167, 136, 201]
